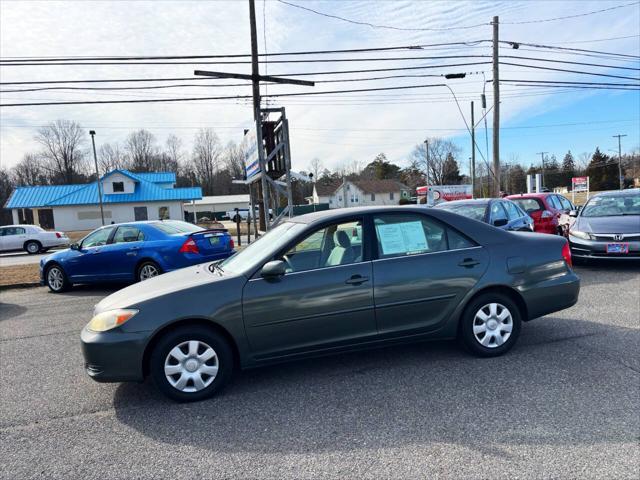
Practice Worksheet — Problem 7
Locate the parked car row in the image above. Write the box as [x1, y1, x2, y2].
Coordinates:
[40, 220, 235, 292]
[0, 224, 69, 254]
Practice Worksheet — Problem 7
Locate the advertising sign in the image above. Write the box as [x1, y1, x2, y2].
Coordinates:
[572, 176, 589, 193]
[416, 185, 472, 205]
[242, 129, 260, 180]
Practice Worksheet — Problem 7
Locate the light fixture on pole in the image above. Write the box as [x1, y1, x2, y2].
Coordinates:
[89, 130, 105, 226]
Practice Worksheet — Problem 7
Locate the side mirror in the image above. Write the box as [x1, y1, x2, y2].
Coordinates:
[569, 210, 579, 218]
[493, 218, 508, 227]
[261, 260, 286, 278]
[70, 243, 80, 251]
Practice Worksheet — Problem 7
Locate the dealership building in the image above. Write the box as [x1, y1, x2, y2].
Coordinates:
[5, 170, 202, 231]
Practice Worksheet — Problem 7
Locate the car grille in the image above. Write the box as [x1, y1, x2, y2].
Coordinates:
[591, 233, 640, 242]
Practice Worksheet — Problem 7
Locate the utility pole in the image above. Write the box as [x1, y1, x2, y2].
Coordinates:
[613, 134, 627, 189]
[88, 130, 105, 226]
[248, 0, 270, 231]
[470, 100, 476, 198]
[491, 15, 501, 197]
[537, 151, 548, 188]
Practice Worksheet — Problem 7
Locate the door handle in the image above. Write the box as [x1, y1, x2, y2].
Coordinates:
[458, 258, 480, 268]
[345, 275, 369, 285]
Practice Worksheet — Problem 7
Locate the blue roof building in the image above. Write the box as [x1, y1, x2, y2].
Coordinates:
[5, 170, 202, 231]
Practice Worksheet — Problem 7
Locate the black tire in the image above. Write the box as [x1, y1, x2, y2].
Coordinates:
[137, 260, 162, 282]
[459, 292, 522, 357]
[149, 326, 234, 402]
[25, 240, 42, 255]
[45, 263, 71, 293]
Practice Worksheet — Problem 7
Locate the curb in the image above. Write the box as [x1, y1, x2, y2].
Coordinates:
[0, 282, 41, 291]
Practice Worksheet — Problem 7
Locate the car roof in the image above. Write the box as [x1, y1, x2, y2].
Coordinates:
[592, 188, 640, 198]
[435, 199, 492, 206]
[92, 220, 188, 229]
[506, 193, 555, 199]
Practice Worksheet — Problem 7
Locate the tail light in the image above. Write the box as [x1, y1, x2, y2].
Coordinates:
[562, 242, 572, 268]
[541, 210, 554, 219]
[229, 238, 235, 250]
[179, 237, 200, 254]
[55, 232, 62, 238]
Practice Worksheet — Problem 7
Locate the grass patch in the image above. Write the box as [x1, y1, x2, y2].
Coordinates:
[0, 264, 40, 287]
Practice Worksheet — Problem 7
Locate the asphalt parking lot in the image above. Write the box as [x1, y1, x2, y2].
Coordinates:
[1, 263, 638, 479]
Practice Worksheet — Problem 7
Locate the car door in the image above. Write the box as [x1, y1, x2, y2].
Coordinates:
[371, 212, 489, 336]
[241, 217, 376, 359]
[67, 226, 116, 281]
[1, 227, 27, 250]
[0, 227, 6, 251]
[99, 225, 146, 280]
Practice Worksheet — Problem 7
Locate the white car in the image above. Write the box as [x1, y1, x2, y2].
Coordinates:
[0, 224, 69, 254]
[226, 208, 274, 223]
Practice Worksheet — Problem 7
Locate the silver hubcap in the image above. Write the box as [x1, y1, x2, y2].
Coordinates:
[473, 302, 513, 348]
[139, 264, 158, 280]
[48, 267, 64, 291]
[27, 243, 38, 253]
[164, 340, 219, 393]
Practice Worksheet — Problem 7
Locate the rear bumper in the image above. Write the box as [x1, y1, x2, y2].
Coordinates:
[81, 327, 148, 382]
[521, 271, 580, 320]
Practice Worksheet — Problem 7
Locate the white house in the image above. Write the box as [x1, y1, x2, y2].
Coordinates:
[5, 170, 202, 231]
[308, 179, 410, 208]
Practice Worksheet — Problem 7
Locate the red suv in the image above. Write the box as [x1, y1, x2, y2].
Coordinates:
[506, 193, 575, 236]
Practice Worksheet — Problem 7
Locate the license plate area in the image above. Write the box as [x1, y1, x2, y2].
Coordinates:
[606, 243, 629, 254]
[209, 236, 221, 246]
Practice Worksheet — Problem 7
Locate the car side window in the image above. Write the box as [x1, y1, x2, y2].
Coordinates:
[489, 202, 508, 224]
[81, 227, 114, 248]
[373, 213, 448, 259]
[548, 195, 562, 210]
[503, 201, 521, 221]
[2, 227, 25, 236]
[282, 219, 364, 273]
[113, 226, 144, 244]
[558, 195, 572, 210]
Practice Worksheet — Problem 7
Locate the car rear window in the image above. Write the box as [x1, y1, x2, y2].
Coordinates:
[151, 221, 204, 234]
[436, 203, 487, 222]
[511, 198, 544, 214]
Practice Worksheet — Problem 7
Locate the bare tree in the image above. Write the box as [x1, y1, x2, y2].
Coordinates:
[35, 119, 88, 183]
[192, 128, 223, 195]
[125, 129, 157, 172]
[12, 153, 49, 186]
[164, 134, 184, 165]
[97, 142, 126, 173]
[308, 157, 324, 180]
[223, 141, 245, 180]
[410, 137, 461, 185]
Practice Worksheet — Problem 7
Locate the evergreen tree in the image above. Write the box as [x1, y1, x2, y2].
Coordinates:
[586, 147, 617, 191]
[509, 164, 527, 194]
[442, 153, 462, 184]
[362, 153, 401, 180]
[562, 150, 576, 188]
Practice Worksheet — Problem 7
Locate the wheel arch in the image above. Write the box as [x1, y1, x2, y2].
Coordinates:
[141, 317, 240, 378]
[458, 284, 529, 331]
[24, 238, 42, 250]
[134, 257, 163, 277]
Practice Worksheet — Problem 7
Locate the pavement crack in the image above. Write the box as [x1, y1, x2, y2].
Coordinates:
[0, 328, 79, 343]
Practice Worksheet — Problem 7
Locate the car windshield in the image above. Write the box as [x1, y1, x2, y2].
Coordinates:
[436, 203, 487, 222]
[581, 194, 640, 217]
[220, 221, 306, 274]
[151, 221, 204, 234]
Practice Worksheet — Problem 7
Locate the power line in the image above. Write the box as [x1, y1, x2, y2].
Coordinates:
[499, 62, 640, 81]
[500, 1, 639, 24]
[559, 34, 640, 44]
[276, 0, 488, 31]
[501, 40, 640, 59]
[501, 55, 640, 71]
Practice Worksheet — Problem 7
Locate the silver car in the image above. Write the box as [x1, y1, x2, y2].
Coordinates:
[0, 224, 69, 254]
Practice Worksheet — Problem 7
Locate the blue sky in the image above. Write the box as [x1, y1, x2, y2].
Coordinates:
[1, 0, 638, 173]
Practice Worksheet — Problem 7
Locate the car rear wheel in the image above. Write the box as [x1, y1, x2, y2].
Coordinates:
[460, 293, 521, 357]
[149, 326, 233, 402]
[25, 240, 42, 254]
[137, 261, 161, 282]
[45, 264, 71, 293]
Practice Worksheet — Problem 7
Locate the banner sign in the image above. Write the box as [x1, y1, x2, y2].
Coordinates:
[242, 129, 260, 179]
[416, 185, 472, 205]
[571, 176, 589, 193]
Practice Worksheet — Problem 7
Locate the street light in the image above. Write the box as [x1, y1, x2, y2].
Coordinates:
[89, 130, 105, 226]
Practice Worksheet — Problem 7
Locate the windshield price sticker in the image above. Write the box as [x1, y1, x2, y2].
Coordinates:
[376, 221, 428, 255]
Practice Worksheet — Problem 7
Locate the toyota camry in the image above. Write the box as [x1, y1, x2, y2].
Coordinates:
[81, 206, 580, 402]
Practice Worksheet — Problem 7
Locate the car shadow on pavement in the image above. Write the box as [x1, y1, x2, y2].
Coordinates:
[0, 303, 27, 320]
[112, 317, 639, 457]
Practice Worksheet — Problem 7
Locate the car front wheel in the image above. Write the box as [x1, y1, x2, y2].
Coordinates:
[149, 326, 234, 402]
[45, 264, 71, 293]
[460, 293, 522, 357]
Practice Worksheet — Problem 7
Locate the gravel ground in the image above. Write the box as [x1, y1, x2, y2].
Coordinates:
[0, 263, 638, 479]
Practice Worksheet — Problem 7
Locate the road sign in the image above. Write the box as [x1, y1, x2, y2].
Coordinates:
[242, 129, 260, 179]
[572, 176, 589, 193]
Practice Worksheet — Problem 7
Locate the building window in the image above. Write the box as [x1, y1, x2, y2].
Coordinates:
[112, 181, 124, 192]
[338, 196, 342, 202]
[158, 206, 170, 220]
[134, 206, 148, 221]
[371, 193, 375, 201]
[390, 192, 395, 200]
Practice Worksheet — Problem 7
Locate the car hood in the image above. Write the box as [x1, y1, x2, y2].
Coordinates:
[94, 263, 234, 313]
[575, 215, 640, 234]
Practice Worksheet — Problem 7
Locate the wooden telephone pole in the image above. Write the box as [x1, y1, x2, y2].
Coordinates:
[492, 16, 501, 197]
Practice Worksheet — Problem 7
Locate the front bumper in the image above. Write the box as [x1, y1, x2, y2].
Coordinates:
[81, 326, 149, 382]
[569, 235, 640, 259]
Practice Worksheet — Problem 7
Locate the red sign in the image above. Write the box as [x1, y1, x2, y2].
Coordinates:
[571, 176, 589, 193]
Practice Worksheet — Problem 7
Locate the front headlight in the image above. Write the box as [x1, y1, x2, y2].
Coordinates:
[87, 309, 138, 332]
[569, 230, 592, 240]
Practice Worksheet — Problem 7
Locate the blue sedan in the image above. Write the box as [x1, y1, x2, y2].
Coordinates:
[40, 220, 235, 292]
